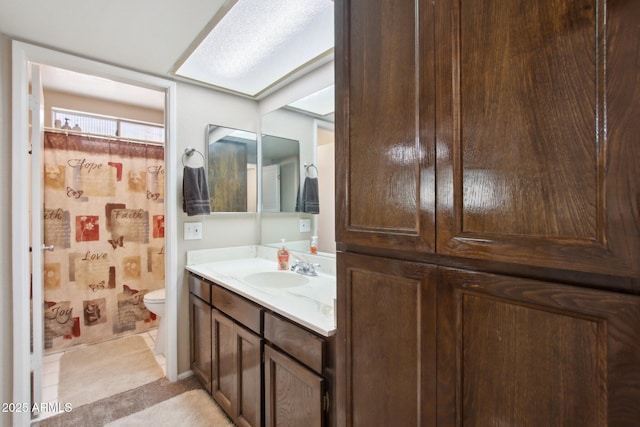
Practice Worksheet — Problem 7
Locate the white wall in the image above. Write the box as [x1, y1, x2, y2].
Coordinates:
[174, 81, 260, 374]
[0, 32, 13, 427]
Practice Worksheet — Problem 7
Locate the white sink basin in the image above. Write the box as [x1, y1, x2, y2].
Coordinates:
[243, 271, 309, 289]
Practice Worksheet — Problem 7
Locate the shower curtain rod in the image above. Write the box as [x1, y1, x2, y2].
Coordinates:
[43, 127, 165, 147]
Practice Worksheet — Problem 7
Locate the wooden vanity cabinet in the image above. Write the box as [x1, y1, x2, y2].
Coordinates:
[189, 276, 212, 394]
[263, 312, 331, 427]
[188, 273, 335, 426]
[211, 286, 263, 427]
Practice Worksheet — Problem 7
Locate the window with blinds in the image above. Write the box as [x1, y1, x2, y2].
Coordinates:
[52, 108, 165, 144]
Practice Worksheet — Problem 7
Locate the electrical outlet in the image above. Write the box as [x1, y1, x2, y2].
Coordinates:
[184, 222, 203, 240]
[299, 219, 311, 233]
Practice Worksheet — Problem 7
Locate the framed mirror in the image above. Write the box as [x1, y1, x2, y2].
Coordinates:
[262, 134, 300, 213]
[207, 125, 258, 213]
[260, 85, 336, 254]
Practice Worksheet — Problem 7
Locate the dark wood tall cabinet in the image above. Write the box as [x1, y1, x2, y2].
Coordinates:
[335, 0, 640, 425]
[335, 0, 436, 254]
[433, 0, 640, 277]
[437, 268, 640, 427]
[337, 253, 437, 426]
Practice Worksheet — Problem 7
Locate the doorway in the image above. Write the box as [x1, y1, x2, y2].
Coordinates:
[11, 41, 178, 426]
[40, 65, 166, 352]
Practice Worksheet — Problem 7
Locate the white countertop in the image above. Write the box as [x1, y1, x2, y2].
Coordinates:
[186, 247, 336, 337]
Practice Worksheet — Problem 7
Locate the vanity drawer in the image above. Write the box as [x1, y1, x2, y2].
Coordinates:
[189, 274, 211, 304]
[264, 311, 324, 374]
[212, 285, 262, 334]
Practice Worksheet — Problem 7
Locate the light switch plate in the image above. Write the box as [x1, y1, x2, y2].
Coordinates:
[299, 219, 311, 233]
[184, 222, 203, 240]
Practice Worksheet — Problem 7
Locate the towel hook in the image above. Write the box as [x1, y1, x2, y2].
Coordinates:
[304, 163, 318, 178]
[182, 147, 205, 167]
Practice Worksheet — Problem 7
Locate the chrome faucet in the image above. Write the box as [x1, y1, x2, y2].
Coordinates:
[291, 258, 321, 276]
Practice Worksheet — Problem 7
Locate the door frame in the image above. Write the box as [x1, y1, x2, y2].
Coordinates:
[11, 41, 178, 426]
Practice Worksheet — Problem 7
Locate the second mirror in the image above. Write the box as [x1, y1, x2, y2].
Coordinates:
[262, 134, 300, 213]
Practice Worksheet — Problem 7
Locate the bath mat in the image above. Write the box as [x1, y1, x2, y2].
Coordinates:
[58, 335, 164, 408]
[104, 389, 234, 427]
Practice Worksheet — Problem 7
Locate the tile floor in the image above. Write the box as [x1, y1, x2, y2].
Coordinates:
[36, 329, 166, 422]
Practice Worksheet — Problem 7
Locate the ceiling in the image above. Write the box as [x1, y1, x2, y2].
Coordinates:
[175, 0, 334, 98]
[39, 66, 166, 110]
[0, 0, 335, 115]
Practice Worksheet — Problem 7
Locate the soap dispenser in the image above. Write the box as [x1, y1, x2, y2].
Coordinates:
[310, 236, 318, 254]
[277, 239, 290, 271]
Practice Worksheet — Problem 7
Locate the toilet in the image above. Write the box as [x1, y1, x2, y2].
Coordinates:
[143, 288, 166, 356]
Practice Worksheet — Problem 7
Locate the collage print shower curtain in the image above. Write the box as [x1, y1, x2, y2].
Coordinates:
[41, 131, 165, 352]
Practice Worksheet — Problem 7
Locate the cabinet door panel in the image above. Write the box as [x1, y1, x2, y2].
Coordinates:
[336, 0, 436, 252]
[264, 344, 323, 427]
[236, 325, 262, 427]
[438, 268, 640, 427]
[212, 309, 236, 415]
[189, 294, 211, 393]
[434, 0, 640, 277]
[336, 253, 437, 426]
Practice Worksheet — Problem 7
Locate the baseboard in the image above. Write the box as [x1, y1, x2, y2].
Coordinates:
[177, 369, 193, 381]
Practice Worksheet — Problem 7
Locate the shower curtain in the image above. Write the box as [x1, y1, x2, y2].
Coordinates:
[41, 131, 165, 352]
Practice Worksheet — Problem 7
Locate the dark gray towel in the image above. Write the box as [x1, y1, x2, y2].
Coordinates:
[182, 166, 211, 216]
[296, 177, 319, 214]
